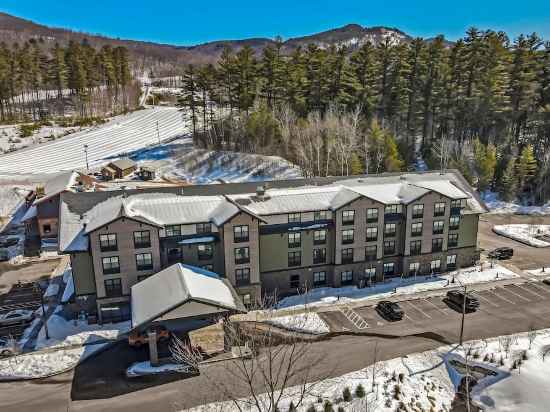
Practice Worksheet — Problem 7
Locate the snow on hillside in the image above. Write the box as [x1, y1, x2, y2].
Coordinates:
[0, 124, 82, 154]
[0, 186, 30, 219]
[493, 224, 550, 247]
[0, 107, 190, 175]
[483, 191, 550, 215]
[131, 145, 302, 184]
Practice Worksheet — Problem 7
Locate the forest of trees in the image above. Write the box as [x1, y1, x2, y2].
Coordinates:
[178, 28, 550, 205]
[0, 39, 138, 122]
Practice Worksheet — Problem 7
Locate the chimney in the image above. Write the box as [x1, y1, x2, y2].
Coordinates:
[256, 185, 266, 200]
[35, 184, 45, 198]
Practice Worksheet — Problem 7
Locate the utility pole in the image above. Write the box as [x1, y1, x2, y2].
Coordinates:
[83, 144, 89, 172]
[156, 120, 161, 145]
[459, 284, 467, 345]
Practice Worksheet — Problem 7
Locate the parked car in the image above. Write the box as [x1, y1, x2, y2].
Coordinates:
[375, 301, 404, 321]
[446, 290, 480, 312]
[488, 247, 514, 260]
[0, 237, 19, 248]
[0, 309, 35, 326]
[128, 325, 170, 347]
[0, 249, 9, 262]
[0, 337, 19, 357]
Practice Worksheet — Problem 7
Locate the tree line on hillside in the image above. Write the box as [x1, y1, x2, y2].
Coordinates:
[177, 28, 550, 205]
[0, 39, 137, 122]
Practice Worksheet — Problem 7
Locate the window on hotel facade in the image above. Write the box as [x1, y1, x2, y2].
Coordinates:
[384, 223, 396, 237]
[233, 225, 249, 242]
[313, 248, 326, 264]
[449, 215, 460, 230]
[451, 199, 462, 208]
[410, 240, 422, 256]
[384, 240, 396, 256]
[288, 213, 301, 223]
[409, 262, 420, 276]
[313, 229, 327, 245]
[448, 233, 459, 248]
[341, 270, 353, 285]
[342, 210, 355, 225]
[366, 227, 378, 242]
[99, 233, 117, 252]
[288, 251, 301, 267]
[341, 248, 354, 264]
[383, 262, 395, 277]
[290, 274, 300, 289]
[314, 210, 329, 221]
[288, 232, 301, 248]
[412, 204, 424, 218]
[202, 264, 214, 271]
[432, 238, 443, 252]
[366, 208, 379, 223]
[365, 245, 377, 261]
[313, 271, 326, 287]
[135, 253, 153, 271]
[411, 222, 423, 237]
[434, 202, 446, 217]
[385, 204, 400, 215]
[133, 230, 151, 248]
[102, 256, 120, 275]
[104, 278, 122, 297]
[342, 229, 354, 244]
[433, 220, 445, 235]
[365, 267, 376, 279]
[197, 244, 213, 260]
[447, 254, 457, 270]
[234, 247, 250, 264]
[196, 223, 211, 234]
[431, 259, 441, 272]
[167, 248, 182, 263]
[235, 268, 250, 286]
[165, 225, 181, 237]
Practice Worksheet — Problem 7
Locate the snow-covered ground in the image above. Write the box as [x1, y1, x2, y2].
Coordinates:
[35, 306, 129, 350]
[493, 224, 550, 247]
[483, 191, 550, 215]
[189, 329, 550, 412]
[0, 123, 82, 154]
[127, 361, 193, 377]
[0, 342, 107, 380]
[131, 146, 302, 184]
[526, 268, 550, 277]
[265, 312, 330, 334]
[0, 107, 190, 174]
[275, 264, 519, 310]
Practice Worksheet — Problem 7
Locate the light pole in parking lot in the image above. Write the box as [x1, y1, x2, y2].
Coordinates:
[34, 282, 49, 340]
[83, 144, 89, 172]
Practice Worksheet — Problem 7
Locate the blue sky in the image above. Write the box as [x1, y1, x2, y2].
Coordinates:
[2, 0, 550, 45]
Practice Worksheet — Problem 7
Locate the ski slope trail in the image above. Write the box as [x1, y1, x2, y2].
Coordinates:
[0, 107, 189, 175]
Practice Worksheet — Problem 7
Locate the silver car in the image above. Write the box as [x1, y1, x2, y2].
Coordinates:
[0, 309, 34, 326]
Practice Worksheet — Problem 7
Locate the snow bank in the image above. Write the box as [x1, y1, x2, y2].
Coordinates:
[265, 312, 330, 334]
[61, 274, 74, 303]
[526, 268, 550, 277]
[126, 361, 192, 377]
[483, 191, 550, 215]
[35, 309, 129, 350]
[275, 264, 519, 310]
[493, 224, 550, 247]
[0, 342, 106, 379]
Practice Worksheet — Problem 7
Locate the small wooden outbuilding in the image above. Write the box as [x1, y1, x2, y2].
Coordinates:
[101, 159, 136, 180]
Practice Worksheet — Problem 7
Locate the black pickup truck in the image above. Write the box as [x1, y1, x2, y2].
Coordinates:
[446, 290, 480, 312]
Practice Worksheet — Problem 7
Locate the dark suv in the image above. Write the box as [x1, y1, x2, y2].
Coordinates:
[376, 301, 404, 321]
[446, 290, 480, 312]
[488, 247, 513, 260]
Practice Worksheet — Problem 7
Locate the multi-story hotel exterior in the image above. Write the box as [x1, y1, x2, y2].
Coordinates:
[58, 171, 486, 323]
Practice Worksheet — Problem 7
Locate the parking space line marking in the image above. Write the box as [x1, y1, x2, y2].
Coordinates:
[423, 298, 448, 314]
[515, 284, 546, 299]
[473, 292, 499, 307]
[527, 282, 550, 295]
[503, 286, 531, 302]
[403, 300, 432, 319]
[404, 313, 416, 322]
[487, 289, 516, 305]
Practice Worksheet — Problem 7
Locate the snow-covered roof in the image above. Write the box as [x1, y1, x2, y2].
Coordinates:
[131, 264, 245, 330]
[21, 205, 37, 222]
[108, 158, 136, 171]
[35, 171, 79, 204]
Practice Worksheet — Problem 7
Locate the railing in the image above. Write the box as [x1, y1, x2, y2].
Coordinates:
[384, 213, 403, 222]
[450, 207, 462, 216]
[103, 267, 120, 275]
[100, 245, 118, 252]
[134, 242, 151, 249]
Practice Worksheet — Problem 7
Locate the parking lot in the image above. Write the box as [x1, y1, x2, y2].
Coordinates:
[0, 281, 43, 338]
[322, 281, 550, 334]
